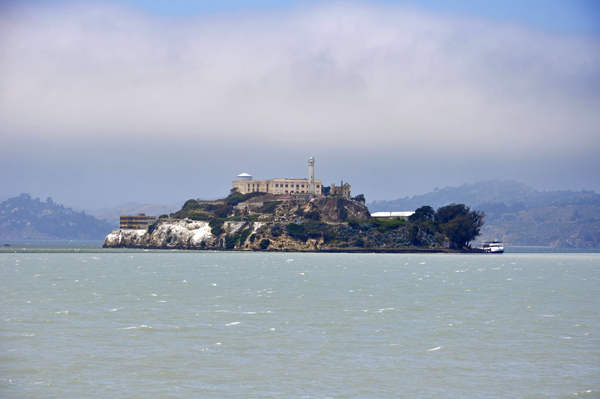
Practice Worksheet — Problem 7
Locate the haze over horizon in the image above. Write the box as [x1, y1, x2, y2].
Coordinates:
[1, 0, 599, 211]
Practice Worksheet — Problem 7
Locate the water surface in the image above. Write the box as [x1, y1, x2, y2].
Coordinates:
[2, 249, 599, 398]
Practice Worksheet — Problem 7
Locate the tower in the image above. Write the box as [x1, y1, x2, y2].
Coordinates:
[308, 157, 315, 195]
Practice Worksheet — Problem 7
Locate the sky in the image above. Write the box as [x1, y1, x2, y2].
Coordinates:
[1, 0, 599, 211]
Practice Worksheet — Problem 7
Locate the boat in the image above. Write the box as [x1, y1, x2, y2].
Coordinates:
[481, 240, 504, 253]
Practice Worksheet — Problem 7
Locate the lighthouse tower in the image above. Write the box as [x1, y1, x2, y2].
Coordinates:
[308, 157, 315, 195]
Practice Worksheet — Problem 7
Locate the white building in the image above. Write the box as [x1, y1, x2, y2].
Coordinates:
[371, 211, 415, 220]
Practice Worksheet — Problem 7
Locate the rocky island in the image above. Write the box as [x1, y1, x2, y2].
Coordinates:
[103, 191, 484, 252]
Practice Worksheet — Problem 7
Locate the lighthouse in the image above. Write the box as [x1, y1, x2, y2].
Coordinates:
[308, 157, 315, 195]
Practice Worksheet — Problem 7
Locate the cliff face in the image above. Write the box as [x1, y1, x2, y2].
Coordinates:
[103, 218, 327, 251]
[104, 219, 212, 249]
[103, 196, 372, 251]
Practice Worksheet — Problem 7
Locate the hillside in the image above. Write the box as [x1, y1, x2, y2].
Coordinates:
[104, 192, 484, 252]
[368, 180, 600, 248]
[0, 194, 116, 240]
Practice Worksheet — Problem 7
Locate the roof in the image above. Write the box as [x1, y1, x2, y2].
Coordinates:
[371, 211, 415, 218]
[237, 173, 252, 177]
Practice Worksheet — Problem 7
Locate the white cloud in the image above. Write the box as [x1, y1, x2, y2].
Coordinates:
[1, 1, 599, 208]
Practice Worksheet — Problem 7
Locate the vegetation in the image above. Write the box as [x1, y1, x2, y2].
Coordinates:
[0, 194, 116, 239]
[285, 221, 337, 243]
[261, 201, 281, 214]
[435, 204, 485, 249]
[159, 192, 488, 251]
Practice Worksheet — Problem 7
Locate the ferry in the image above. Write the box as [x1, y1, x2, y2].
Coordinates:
[481, 240, 504, 253]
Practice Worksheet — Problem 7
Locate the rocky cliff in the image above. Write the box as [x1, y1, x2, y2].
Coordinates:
[103, 195, 473, 252]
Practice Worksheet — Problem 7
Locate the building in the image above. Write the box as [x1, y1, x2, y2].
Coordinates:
[371, 211, 415, 220]
[232, 157, 322, 196]
[331, 181, 351, 199]
[232, 177, 323, 196]
[120, 213, 157, 230]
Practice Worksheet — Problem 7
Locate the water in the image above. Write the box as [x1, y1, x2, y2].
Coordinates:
[1, 247, 599, 398]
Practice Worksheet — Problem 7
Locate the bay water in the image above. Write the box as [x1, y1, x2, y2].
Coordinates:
[1, 244, 599, 398]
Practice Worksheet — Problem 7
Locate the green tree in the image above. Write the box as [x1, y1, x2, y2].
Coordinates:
[409, 205, 435, 222]
[436, 204, 485, 248]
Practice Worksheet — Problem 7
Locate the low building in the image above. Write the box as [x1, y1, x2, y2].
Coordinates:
[120, 213, 157, 230]
[232, 176, 323, 196]
[331, 181, 351, 199]
[371, 211, 415, 220]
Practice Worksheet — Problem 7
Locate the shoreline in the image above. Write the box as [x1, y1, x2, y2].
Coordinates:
[101, 243, 483, 254]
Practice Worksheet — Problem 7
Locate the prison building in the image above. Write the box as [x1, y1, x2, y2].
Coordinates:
[232, 175, 323, 196]
[120, 213, 157, 230]
[232, 157, 322, 196]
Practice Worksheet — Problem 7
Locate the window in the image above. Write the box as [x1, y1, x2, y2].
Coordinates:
[285, 184, 288, 187]
[302, 185, 304, 188]
[317, 185, 320, 188]
[275, 184, 278, 187]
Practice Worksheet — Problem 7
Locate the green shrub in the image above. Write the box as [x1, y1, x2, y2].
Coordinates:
[271, 225, 283, 237]
[371, 218, 407, 232]
[239, 228, 251, 245]
[304, 210, 320, 221]
[226, 192, 245, 206]
[225, 234, 237, 249]
[259, 239, 270, 249]
[210, 218, 224, 236]
[212, 204, 231, 218]
[189, 212, 210, 221]
[262, 201, 281, 214]
[286, 223, 306, 240]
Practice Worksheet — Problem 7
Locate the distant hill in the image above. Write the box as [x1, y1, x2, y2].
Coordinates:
[368, 180, 600, 211]
[92, 203, 179, 225]
[0, 194, 117, 240]
[368, 180, 600, 248]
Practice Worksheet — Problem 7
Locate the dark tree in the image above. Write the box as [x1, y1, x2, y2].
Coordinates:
[409, 205, 435, 222]
[436, 204, 485, 248]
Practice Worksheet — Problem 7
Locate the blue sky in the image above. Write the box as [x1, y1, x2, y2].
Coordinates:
[34, 0, 600, 33]
[1, 0, 599, 210]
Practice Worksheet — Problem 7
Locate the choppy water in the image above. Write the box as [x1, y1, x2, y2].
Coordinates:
[1, 246, 599, 398]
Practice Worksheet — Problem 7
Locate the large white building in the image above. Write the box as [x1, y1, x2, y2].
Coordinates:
[232, 157, 322, 196]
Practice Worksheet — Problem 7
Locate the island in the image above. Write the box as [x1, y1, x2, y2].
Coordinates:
[103, 191, 485, 253]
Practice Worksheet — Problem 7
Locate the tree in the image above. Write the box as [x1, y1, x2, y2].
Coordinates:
[436, 204, 485, 248]
[409, 205, 435, 222]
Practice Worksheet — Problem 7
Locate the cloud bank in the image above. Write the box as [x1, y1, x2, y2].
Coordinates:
[1, 1, 599, 208]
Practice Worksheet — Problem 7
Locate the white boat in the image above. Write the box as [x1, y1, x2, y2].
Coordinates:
[481, 240, 504, 253]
